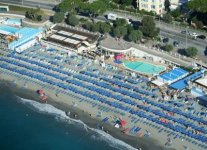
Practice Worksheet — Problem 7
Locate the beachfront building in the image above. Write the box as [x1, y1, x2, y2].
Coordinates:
[152, 67, 189, 86]
[97, 46, 134, 57]
[190, 73, 207, 107]
[46, 24, 98, 53]
[138, 0, 165, 15]
[0, 25, 43, 53]
[170, 70, 204, 90]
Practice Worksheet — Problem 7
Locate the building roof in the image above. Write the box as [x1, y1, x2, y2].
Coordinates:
[195, 77, 207, 87]
[159, 68, 188, 81]
[170, 70, 204, 90]
[9, 27, 42, 48]
[151, 79, 166, 86]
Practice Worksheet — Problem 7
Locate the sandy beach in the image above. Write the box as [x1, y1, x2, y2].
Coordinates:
[0, 72, 175, 150]
[0, 45, 206, 150]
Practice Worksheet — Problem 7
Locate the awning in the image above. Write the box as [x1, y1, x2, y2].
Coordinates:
[151, 79, 165, 86]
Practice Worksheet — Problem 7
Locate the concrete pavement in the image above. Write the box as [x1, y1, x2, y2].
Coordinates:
[99, 35, 207, 67]
[0, 0, 56, 9]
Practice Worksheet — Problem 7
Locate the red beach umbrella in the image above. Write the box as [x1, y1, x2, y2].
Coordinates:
[120, 120, 127, 127]
[38, 89, 44, 95]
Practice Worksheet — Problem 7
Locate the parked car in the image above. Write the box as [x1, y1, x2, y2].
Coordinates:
[173, 41, 180, 47]
[190, 32, 199, 39]
[163, 38, 169, 43]
[190, 33, 198, 36]
[181, 30, 190, 35]
[197, 35, 206, 40]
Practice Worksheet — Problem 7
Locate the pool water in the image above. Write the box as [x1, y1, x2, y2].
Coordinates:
[0, 25, 19, 34]
[123, 61, 165, 75]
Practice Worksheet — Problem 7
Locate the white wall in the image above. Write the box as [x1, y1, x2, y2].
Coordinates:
[131, 48, 163, 62]
[15, 39, 36, 53]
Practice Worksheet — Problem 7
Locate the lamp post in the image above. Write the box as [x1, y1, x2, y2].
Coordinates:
[185, 27, 188, 50]
[159, 15, 161, 28]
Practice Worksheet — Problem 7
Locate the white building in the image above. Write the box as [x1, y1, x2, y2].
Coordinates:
[0, 25, 43, 53]
[170, 0, 190, 10]
[138, 0, 165, 15]
[191, 74, 207, 107]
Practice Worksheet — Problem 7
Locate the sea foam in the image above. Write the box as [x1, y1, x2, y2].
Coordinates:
[18, 97, 137, 150]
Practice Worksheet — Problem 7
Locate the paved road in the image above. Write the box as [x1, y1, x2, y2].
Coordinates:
[1, 0, 206, 57]
[105, 11, 207, 50]
[160, 29, 207, 56]
[0, 0, 56, 9]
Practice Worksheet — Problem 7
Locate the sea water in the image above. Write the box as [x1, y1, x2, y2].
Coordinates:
[0, 86, 136, 150]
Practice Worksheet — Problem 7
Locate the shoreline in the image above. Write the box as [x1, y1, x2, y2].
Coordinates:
[0, 78, 173, 150]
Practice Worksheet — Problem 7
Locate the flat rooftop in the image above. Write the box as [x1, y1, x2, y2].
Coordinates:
[53, 25, 98, 42]
[47, 25, 99, 49]
[170, 70, 204, 90]
[159, 68, 188, 81]
[195, 77, 207, 88]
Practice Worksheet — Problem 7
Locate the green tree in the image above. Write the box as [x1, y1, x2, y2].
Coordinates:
[87, 0, 108, 17]
[191, 16, 204, 28]
[163, 44, 173, 52]
[82, 22, 92, 31]
[113, 18, 127, 27]
[52, 12, 65, 23]
[113, 0, 120, 4]
[98, 22, 111, 34]
[113, 26, 127, 38]
[162, 13, 173, 23]
[185, 47, 198, 57]
[66, 14, 79, 26]
[140, 16, 160, 38]
[126, 24, 134, 34]
[188, 0, 207, 13]
[120, 0, 133, 6]
[128, 30, 143, 43]
[171, 9, 181, 18]
[164, 0, 171, 12]
[25, 8, 43, 21]
[57, 0, 82, 13]
[91, 23, 100, 32]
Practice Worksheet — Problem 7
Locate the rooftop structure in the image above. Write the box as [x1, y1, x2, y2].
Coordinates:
[170, 70, 204, 90]
[190, 72, 207, 106]
[0, 24, 42, 53]
[47, 25, 98, 52]
[158, 67, 189, 84]
[195, 77, 207, 88]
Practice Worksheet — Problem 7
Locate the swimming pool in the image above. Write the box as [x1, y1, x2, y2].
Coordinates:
[123, 61, 166, 75]
[0, 25, 19, 34]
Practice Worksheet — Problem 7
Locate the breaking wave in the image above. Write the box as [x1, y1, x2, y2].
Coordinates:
[18, 97, 137, 150]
